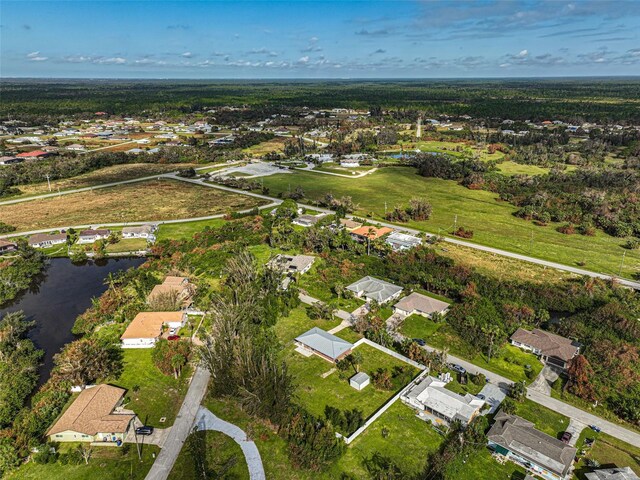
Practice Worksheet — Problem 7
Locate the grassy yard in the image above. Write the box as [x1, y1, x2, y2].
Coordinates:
[242, 138, 286, 156]
[7, 443, 159, 480]
[513, 399, 570, 438]
[275, 305, 342, 344]
[288, 343, 419, 434]
[10, 163, 196, 198]
[329, 401, 443, 478]
[168, 431, 249, 480]
[297, 260, 366, 312]
[447, 446, 527, 480]
[496, 160, 550, 176]
[398, 317, 542, 383]
[2, 179, 265, 233]
[105, 238, 149, 253]
[574, 430, 640, 479]
[156, 218, 227, 241]
[114, 348, 191, 427]
[259, 167, 640, 278]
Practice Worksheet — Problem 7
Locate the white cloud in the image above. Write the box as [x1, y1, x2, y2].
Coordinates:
[297, 56, 309, 64]
[27, 51, 48, 61]
[182, 52, 193, 58]
[517, 49, 529, 58]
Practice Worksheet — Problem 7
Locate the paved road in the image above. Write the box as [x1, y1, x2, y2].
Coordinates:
[195, 406, 266, 480]
[4, 166, 639, 289]
[145, 366, 211, 480]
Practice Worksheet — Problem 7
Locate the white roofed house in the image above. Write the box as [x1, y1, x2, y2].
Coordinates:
[28, 233, 67, 249]
[267, 254, 315, 275]
[292, 213, 327, 228]
[122, 224, 157, 242]
[393, 292, 450, 318]
[385, 231, 422, 251]
[401, 375, 485, 427]
[347, 276, 402, 304]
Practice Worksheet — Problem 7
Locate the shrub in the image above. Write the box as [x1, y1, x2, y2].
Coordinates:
[452, 227, 474, 238]
[557, 223, 576, 235]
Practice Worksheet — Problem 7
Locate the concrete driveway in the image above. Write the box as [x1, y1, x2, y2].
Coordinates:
[478, 383, 508, 414]
[124, 417, 170, 447]
[564, 418, 586, 446]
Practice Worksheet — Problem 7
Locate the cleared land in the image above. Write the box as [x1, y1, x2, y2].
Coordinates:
[8, 163, 198, 198]
[0, 179, 265, 232]
[574, 430, 640, 478]
[259, 167, 640, 278]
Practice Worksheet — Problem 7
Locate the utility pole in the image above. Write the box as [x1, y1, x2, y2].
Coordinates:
[454, 214, 457, 231]
[619, 251, 626, 276]
[45, 173, 52, 192]
[384, 201, 387, 215]
[530, 231, 534, 254]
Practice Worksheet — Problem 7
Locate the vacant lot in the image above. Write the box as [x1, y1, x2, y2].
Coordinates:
[13, 163, 198, 197]
[1, 179, 265, 232]
[259, 167, 640, 278]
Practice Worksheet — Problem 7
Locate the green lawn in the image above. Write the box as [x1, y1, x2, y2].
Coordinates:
[496, 161, 550, 176]
[447, 446, 527, 480]
[574, 430, 640, 479]
[156, 218, 227, 241]
[114, 349, 191, 427]
[297, 260, 366, 312]
[513, 399, 569, 438]
[259, 167, 640, 278]
[168, 431, 249, 480]
[329, 401, 443, 478]
[333, 327, 364, 344]
[8, 443, 159, 480]
[288, 343, 419, 434]
[105, 238, 149, 253]
[399, 317, 542, 383]
[275, 305, 342, 344]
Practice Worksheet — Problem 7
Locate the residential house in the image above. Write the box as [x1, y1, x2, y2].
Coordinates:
[340, 153, 368, 167]
[267, 254, 315, 275]
[350, 225, 393, 242]
[393, 292, 450, 318]
[28, 233, 67, 248]
[147, 276, 194, 309]
[78, 229, 111, 244]
[66, 143, 86, 151]
[487, 412, 577, 480]
[305, 153, 334, 163]
[347, 276, 402, 304]
[339, 218, 363, 231]
[401, 375, 484, 426]
[16, 150, 50, 159]
[585, 468, 639, 480]
[122, 224, 157, 241]
[0, 156, 22, 165]
[385, 231, 422, 251]
[47, 384, 135, 444]
[510, 328, 581, 370]
[120, 311, 187, 348]
[293, 214, 327, 228]
[295, 327, 353, 362]
[0, 240, 17, 254]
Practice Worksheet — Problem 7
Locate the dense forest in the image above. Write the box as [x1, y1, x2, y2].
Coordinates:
[2, 78, 640, 122]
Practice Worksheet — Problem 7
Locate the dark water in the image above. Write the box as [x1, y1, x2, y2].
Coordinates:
[0, 257, 145, 385]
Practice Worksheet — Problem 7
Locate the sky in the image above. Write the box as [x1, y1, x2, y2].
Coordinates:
[1, 0, 639, 78]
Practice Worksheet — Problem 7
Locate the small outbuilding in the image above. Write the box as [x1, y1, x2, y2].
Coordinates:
[350, 372, 370, 391]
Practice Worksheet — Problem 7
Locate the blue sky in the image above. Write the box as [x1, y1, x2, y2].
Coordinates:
[2, 0, 639, 78]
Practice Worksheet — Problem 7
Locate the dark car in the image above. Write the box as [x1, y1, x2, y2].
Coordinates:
[476, 393, 485, 400]
[167, 335, 180, 341]
[413, 338, 426, 346]
[561, 431, 572, 444]
[135, 426, 154, 436]
[589, 424, 601, 433]
[450, 364, 467, 375]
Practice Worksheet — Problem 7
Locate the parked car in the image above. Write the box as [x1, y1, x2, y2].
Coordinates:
[413, 338, 426, 346]
[561, 431, 572, 444]
[135, 426, 154, 436]
[589, 425, 601, 433]
[169, 327, 177, 335]
[167, 335, 180, 341]
[476, 393, 485, 400]
[450, 364, 467, 375]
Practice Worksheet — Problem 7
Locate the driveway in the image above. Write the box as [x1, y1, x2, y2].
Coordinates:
[564, 418, 586, 447]
[529, 366, 558, 396]
[478, 383, 508, 414]
[124, 418, 170, 447]
[195, 407, 266, 480]
[145, 365, 211, 480]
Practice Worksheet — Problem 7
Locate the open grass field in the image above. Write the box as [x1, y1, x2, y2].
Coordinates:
[7, 442, 159, 480]
[114, 348, 191, 427]
[104, 238, 149, 253]
[259, 167, 640, 278]
[496, 160, 550, 176]
[574, 430, 640, 478]
[513, 399, 570, 438]
[10, 163, 198, 198]
[156, 218, 227, 241]
[168, 431, 249, 480]
[287, 343, 419, 434]
[1, 179, 265, 232]
[242, 137, 287, 156]
[398, 317, 542, 383]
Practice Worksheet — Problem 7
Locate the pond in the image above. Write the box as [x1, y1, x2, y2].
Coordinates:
[0, 257, 145, 385]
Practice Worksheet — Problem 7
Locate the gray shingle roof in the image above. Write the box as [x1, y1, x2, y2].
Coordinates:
[488, 412, 577, 477]
[585, 467, 639, 480]
[295, 327, 353, 361]
[346, 276, 402, 303]
[511, 328, 580, 362]
[394, 292, 449, 315]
